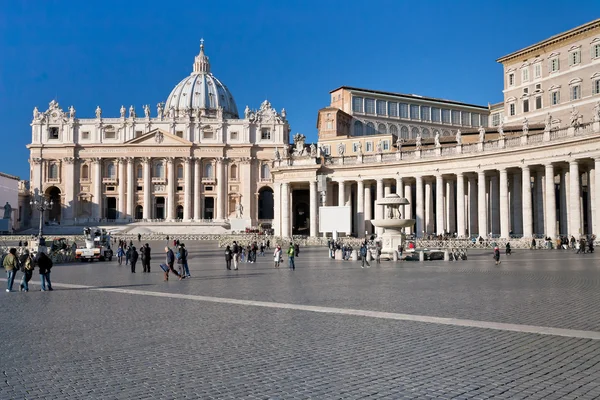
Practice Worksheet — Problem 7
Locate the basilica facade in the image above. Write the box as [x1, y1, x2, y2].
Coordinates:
[27, 43, 289, 229]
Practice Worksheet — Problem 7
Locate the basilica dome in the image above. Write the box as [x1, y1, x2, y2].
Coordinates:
[164, 42, 239, 119]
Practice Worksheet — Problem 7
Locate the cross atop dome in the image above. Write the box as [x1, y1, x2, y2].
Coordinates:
[192, 39, 210, 74]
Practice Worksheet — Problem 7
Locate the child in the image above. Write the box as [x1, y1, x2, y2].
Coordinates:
[273, 245, 282, 268]
[494, 246, 501, 265]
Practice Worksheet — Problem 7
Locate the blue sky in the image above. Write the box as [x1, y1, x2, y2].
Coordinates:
[1, 0, 599, 179]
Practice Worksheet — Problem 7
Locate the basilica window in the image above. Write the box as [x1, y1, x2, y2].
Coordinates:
[411, 127, 420, 139]
[376, 100, 386, 115]
[420, 106, 430, 121]
[81, 164, 89, 180]
[400, 126, 409, 139]
[230, 164, 238, 180]
[442, 130, 450, 137]
[431, 108, 441, 123]
[176, 131, 183, 138]
[352, 142, 360, 153]
[49, 127, 59, 140]
[389, 125, 398, 136]
[203, 131, 214, 139]
[48, 163, 59, 180]
[441, 109, 450, 124]
[177, 164, 184, 179]
[378, 123, 387, 134]
[230, 131, 238, 140]
[261, 129, 271, 140]
[461, 112, 471, 126]
[365, 99, 375, 114]
[388, 102, 398, 117]
[366, 122, 376, 135]
[260, 164, 270, 180]
[352, 97, 363, 113]
[421, 128, 430, 138]
[205, 163, 214, 179]
[353, 120, 363, 136]
[105, 127, 116, 139]
[470, 113, 479, 127]
[410, 105, 419, 120]
[399, 103, 408, 119]
[106, 162, 116, 178]
[451, 110, 460, 125]
[81, 131, 90, 140]
[135, 131, 143, 138]
[137, 165, 143, 179]
[154, 162, 164, 178]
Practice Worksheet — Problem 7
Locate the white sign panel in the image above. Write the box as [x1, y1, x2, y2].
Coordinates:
[319, 206, 351, 233]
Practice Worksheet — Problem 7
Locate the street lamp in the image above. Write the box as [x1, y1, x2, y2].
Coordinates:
[29, 195, 53, 238]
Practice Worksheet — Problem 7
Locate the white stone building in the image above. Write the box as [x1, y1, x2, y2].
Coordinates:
[27, 43, 290, 230]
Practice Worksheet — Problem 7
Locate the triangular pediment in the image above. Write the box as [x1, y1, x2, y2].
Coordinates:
[124, 129, 191, 145]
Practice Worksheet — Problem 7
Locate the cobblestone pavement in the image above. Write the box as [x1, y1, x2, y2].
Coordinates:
[1, 241, 600, 399]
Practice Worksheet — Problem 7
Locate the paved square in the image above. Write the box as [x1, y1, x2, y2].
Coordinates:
[2, 241, 600, 399]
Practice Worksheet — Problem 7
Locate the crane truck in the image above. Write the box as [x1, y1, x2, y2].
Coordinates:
[75, 227, 113, 262]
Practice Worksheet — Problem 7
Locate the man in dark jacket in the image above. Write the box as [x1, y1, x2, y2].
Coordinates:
[232, 241, 239, 270]
[164, 246, 181, 281]
[142, 243, 151, 273]
[36, 252, 53, 291]
[130, 246, 139, 273]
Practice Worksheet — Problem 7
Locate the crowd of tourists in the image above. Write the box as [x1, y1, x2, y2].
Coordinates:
[224, 240, 297, 270]
[539, 235, 596, 252]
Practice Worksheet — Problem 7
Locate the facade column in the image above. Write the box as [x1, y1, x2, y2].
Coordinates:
[345, 182, 353, 235]
[415, 176, 424, 238]
[183, 157, 192, 220]
[590, 167, 597, 235]
[404, 182, 413, 234]
[357, 179, 365, 237]
[241, 158, 253, 222]
[384, 182, 391, 197]
[535, 170, 545, 235]
[216, 158, 226, 221]
[446, 179, 456, 234]
[545, 163, 557, 238]
[522, 166, 533, 238]
[376, 178, 384, 236]
[309, 180, 318, 238]
[143, 158, 151, 219]
[468, 176, 478, 237]
[512, 172, 523, 235]
[166, 157, 175, 221]
[425, 179, 433, 234]
[193, 157, 201, 220]
[338, 180, 345, 207]
[273, 183, 281, 236]
[63, 157, 76, 222]
[456, 173, 465, 238]
[436, 175, 444, 235]
[499, 168, 509, 239]
[118, 158, 126, 219]
[490, 175, 500, 236]
[477, 171, 487, 238]
[559, 170, 567, 235]
[364, 183, 372, 235]
[281, 182, 290, 238]
[595, 158, 600, 236]
[93, 158, 102, 220]
[569, 160, 581, 236]
[127, 157, 134, 219]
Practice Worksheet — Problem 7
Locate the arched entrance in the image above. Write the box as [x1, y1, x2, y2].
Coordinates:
[155, 197, 165, 219]
[45, 186, 61, 223]
[204, 197, 214, 219]
[258, 187, 274, 219]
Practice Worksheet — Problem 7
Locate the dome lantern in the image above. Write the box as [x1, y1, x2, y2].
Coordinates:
[193, 39, 210, 74]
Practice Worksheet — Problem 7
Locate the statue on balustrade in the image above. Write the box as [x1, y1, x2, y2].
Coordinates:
[478, 126, 486, 142]
[120, 105, 126, 118]
[69, 105, 76, 119]
[282, 145, 289, 158]
[274, 147, 280, 160]
[455, 129, 462, 145]
[144, 104, 151, 119]
[415, 134, 422, 149]
[395, 138, 404, 152]
[497, 121, 505, 138]
[337, 143, 345, 156]
[522, 118, 529, 135]
[434, 131, 441, 148]
[309, 143, 317, 157]
[356, 141, 363, 155]
[235, 202, 243, 218]
[593, 101, 600, 123]
[545, 112, 552, 131]
[157, 103, 164, 119]
[570, 107, 580, 128]
[129, 105, 136, 119]
[95, 106, 102, 119]
[376, 140, 382, 153]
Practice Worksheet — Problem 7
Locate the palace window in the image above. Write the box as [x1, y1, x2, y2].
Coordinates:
[523, 99, 529, 113]
[388, 102, 398, 117]
[106, 162, 116, 178]
[420, 106, 430, 121]
[508, 73, 515, 86]
[81, 164, 89, 180]
[321, 145, 330, 155]
[260, 164, 270, 180]
[400, 126, 409, 139]
[431, 107, 441, 122]
[534, 63, 542, 79]
[365, 99, 375, 114]
[535, 96, 542, 110]
[49, 127, 59, 140]
[204, 163, 214, 178]
[593, 79, 600, 95]
[366, 122, 376, 135]
[569, 50, 581, 66]
[399, 103, 409, 119]
[509, 103, 516, 116]
[389, 125, 398, 136]
[461, 111, 471, 127]
[471, 113, 479, 127]
[410, 105, 419, 120]
[352, 97, 363, 113]
[352, 142, 360, 153]
[353, 120, 363, 136]
[551, 91, 560, 105]
[492, 113, 500, 127]
[230, 164, 237, 180]
[365, 141, 373, 152]
[522, 68, 529, 83]
[441, 109, 450, 124]
[451, 110, 460, 125]
[481, 115, 489, 127]
[593, 43, 600, 59]
[549, 57, 559, 73]
[48, 163, 58, 180]
[261, 129, 271, 140]
[177, 164, 184, 179]
[376, 100, 386, 115]
[570, 85, 581, 101]
[326, 121, 333, 129]
[382, 140, 390, 151]
[378, 123, 387, 134]
[81, 131, 90, 140]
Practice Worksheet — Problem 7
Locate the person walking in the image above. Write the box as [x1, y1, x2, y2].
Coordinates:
[4, 247, 19, 292]
[294, 243, 300, 257]
[137, 233, 141, 243]
[37, 251, 53, 291]
[125, 245, 131, 265]
[130, 246, 139, 273]
[360, 243, 370, 268]
[142, 243, 151, 273]
[273, 245, 282, 268]
[163, 246, 182, 281]
[232, 241, 240, 270]
[224, 245, 232, 270]
[176, 244, 190, 278]
[505, 242, 512, 256]
[19, 250, 34, 292]
[494, 246, 501, 265]
[287, 242, 295, 270]
[117, 246, 125, 265]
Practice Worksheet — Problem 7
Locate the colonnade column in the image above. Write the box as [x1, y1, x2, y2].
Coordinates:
[376, 178, 384, 236]
[364, 183, 372, 235]
[512, 172, 523, 235]
[535, 170, 545, 235]
[468, 176, 478, 236]
[499, 168, 509, 239]
[456, 173, 465, 238]
[404, 183, 412, 234]
[241, 158, 253, 221]
[93, 158, 102, 219]
[183, 157, 192, 221]
[193, 158, 201, 220]
[425, 180, 434, 234]
[127, 157, 134, 219]
[545, 163, 557, 238]
[357, 180, 365, 237]
[436, 175, 444, 235]
[447, 179, 456, 234]
[118, 158, 126, 219]
[396, 177, 404, 218]
[522, 166, 533, 238]
[595, 158, 600, 236]
[309, 180, 318, 238]
[569, 160, 581, 236]
[143, 158, 151, 219]
[216, 158, 225, 221]
[338, 180, 345, 207]
[477, 171, 487, 238]
[345, 183, 353, 235]
[166, 157, 175, 221]
[281, 182, 290, 238]
[415, 176, 424, 238]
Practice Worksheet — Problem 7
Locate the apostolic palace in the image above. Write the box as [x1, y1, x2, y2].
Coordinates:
[26, 19, 600, 240]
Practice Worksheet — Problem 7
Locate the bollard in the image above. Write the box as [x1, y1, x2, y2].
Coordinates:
[350, 249, 358, 261]
[393, 250, 398, 261]
[444, 250, 449, 261]
[419, 251, 425, 262]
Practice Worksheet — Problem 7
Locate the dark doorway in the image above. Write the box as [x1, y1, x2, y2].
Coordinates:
[204, 197, 214, 219]
[155, 197, 165, 219]
[292, 188, 310, 235]
[258, 187, 274, 220]
[106, 197, 117, 220]
[135, 205, 143, 220]
[45, 186, 61, 223]
[176, 205, 184, 220]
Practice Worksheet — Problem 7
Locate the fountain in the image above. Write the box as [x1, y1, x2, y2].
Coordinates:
[370, 193, 415, 260]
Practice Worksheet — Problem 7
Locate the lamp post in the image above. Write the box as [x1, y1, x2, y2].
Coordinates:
[29, 195, 53, 238]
